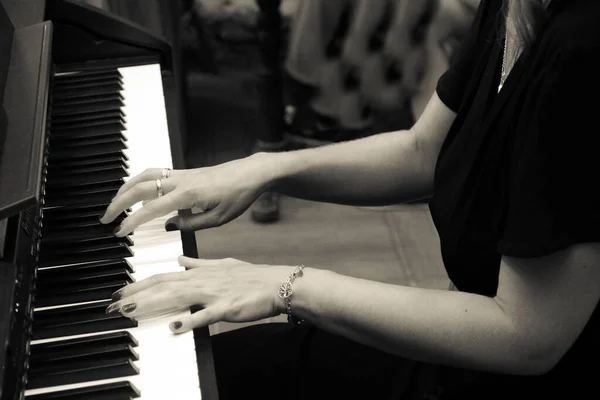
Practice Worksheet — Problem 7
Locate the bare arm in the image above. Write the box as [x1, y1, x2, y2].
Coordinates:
[265, 93, 455, 206]
[288, 243, 600, 375]
[100, 94, 455, 232]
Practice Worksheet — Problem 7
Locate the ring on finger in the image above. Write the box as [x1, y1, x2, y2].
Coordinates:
[155, 179, 164, 197]
[161, 168, 171, 179]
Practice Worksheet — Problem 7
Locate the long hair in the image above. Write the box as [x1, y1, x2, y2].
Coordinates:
[504, 0, 548, 51]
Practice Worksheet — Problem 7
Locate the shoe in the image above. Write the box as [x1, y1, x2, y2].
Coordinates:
[251, 191, 280, 223]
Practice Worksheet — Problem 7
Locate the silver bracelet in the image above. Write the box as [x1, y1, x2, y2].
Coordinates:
[278, 265, 305, 326]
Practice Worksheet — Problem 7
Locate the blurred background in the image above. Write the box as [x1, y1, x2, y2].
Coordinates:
[78, 0, 479, 333]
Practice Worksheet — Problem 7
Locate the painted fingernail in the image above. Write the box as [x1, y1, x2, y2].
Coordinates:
[165, 222, 177, 232]
[171, 321, 182, 330]
[106, 303, 120, 314]
[113, 224, 123, 236]
[121, 303, 136, 313]
[111, 289, 124, 301]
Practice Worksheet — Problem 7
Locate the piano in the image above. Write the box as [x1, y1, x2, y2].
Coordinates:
[0, 0, 218, 398]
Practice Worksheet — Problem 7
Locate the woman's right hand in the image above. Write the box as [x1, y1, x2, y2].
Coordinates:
[99, 153, 275, 236]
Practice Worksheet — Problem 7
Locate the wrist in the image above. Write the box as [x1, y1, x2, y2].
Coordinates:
[275, 266, 337, 323]
[250, 150, 303, 193]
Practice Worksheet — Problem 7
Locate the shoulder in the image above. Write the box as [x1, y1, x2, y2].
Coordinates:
[533, 1, 600, 89]
[548, 0, 600, 54]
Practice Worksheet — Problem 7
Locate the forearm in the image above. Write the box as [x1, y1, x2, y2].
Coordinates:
[264, 130, 432, 206]
[290, 268, 543, 376]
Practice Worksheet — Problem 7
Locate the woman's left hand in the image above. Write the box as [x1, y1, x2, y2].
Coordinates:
[106, 256, 294, 333]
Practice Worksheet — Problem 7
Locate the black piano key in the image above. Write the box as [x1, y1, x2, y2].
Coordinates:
[38, 242, 134, 267]
[44, 207, 128, 224]
[45, 177, 124, 195]
[40, 232, 133, 251]
[52, 91, 123, 107]
[46, 165, 128, 187]
[52, 109, 125, 125]
[30, 332, 138, 363]
[48, 140, 126, 161]
[25, 381, 140, 400]
[54, 75, 123, 91]
[32, 300, 138, 340]
[45, 212, 126, 230]
[49, 122, 125, 141]
[27, 358, 139, 390]
[52, 92, 123, 113]
[42, 223, 124, 242]
[51, 133, 127, 149]
[51, 116, 126, 132]
[52, 97, 124, 117]
[35, 276, 133, 307]
[37, 259, 135, 280]
[47, 159, 128, 177]
[52, 83, 123, 101]
[37, 266, 133, 288]
[54, 71, 121, 85]
[43, 202, 113, 217]
[37, 268, 134, 289]
[31, 342, 138, 368]
[54, 69, 122, 83]
[42, 231, 129, 250]
[44, 191, 114, 208]
[43, 206, 132, 224]
[44, 179, 124, 207]
[48, 154, 129, 170]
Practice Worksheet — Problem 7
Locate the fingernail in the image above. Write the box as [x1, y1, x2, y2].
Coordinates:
[165, 222, 177, 232]
[111, 289, 123, 301]
[106, 303, 120, 314]
[113, 224, 123, 236]
[98, 213, 105, 223]
[171, 321, 182, 330]
[122, 303, 136, 313]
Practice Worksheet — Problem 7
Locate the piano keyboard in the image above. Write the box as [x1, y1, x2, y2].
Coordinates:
[23, 64, 201, 399]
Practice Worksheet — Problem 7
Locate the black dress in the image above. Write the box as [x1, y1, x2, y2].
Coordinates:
[211, 0, 600, 398]
[430, 0, 600, 397]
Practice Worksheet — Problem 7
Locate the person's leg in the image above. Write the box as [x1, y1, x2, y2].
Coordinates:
[211, 323, 421, 400]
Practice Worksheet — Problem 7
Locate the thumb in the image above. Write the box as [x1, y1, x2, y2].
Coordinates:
[169, 306, 223, 333]
[165, 209, 224, 232]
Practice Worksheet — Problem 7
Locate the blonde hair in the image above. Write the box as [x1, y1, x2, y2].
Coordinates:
[505, 0, 548, 51]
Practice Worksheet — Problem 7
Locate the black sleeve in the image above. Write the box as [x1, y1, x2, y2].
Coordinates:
[497, 48, 600, 258]
[435, 0, 489, 112]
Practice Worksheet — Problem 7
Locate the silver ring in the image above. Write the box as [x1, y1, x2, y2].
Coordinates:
[155, 179, 164, 197]
[161, 168, 171, 179]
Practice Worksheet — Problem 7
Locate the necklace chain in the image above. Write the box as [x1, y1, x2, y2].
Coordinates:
[499, 0, 551, 92]
[498, 31, 509, 93]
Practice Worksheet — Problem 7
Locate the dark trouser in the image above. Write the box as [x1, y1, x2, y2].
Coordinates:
[211, 323, 440, 400]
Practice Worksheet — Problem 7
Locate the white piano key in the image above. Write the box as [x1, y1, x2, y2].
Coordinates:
[26, 64, 202, 399]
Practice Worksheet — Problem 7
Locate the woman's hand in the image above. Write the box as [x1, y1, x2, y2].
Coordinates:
[99, 154, 275, 236]
[106, 256, 294, 333]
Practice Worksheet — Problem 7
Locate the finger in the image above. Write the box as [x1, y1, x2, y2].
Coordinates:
[109, 287, 193, 319]
[165, 208, 225, 232]
[169, 305, 226, 333]
[110, 270, 188, 300]
[177, 255, 240, 269]
[116, 168, 180, 198]
[101, 179, 177, 224]
[114, 191, 183, 237]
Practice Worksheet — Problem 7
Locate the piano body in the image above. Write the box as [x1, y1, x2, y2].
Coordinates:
[0, 0, 218, 398]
